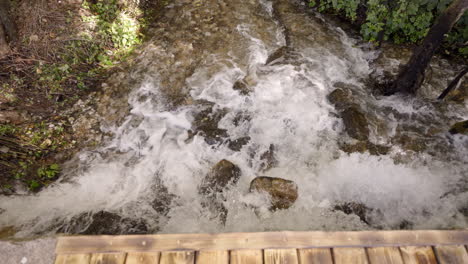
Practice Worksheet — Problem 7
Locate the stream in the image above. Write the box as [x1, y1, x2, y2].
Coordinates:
[0, 0, 467, 238]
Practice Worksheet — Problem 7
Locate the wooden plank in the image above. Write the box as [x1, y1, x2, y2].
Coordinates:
[367, 247, 403, 264]
[298, 248, 333, 264]
[196, 250, 228, 264]
[55, 254, 91, 264]
[333, 248, 369, 264]
[159, 251, 194, 264]
[264, 249, 298, 264]
[89, 253, 126, 264]
[230, 250, 263, 264]
[400, 246, 437, 264]
[125, 252, 160, 264]
[435, 245, 468, 264]
[55, 230, 468, 254]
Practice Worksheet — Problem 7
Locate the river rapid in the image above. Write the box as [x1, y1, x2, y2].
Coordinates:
[0, 0, 467, 238]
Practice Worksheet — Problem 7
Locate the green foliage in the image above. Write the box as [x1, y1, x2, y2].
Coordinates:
[37, 164, 60, 179]
[0, 125, 16, 136]
[309, 0, 468, 56]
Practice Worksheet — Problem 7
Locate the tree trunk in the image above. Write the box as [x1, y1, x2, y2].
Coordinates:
[0, 21, 9, 58]
[389, 0, 468, 95]
[0, 0, 17, 42]
[437, 67, 468, 100]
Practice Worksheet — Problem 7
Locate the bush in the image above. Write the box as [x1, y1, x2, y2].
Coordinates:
[309, 0, 468, 56]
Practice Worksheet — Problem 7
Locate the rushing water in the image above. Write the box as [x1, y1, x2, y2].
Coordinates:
[1, 0, 467, 238]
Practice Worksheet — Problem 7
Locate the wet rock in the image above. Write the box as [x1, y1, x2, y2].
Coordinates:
[250, 176, 298, 210]
[227, 136, 251, 151]
[327, 87, 354, 111]
[200, 159, 241, 194]
[340, 141, 391, 156]
[265, 46, 292, 65]
[259, 144, 278, 171]
[393, 134, 428, 153]
[60, 211, 149, 235]
[151, 183, 177, 216]
[191, 105, 228, 145]
[199, 160, 241, 223]
[233, 80, 250, 95]
[341, 106, 370, 140]
[449, 120, 468, 135]
[334, 202, 370, 224]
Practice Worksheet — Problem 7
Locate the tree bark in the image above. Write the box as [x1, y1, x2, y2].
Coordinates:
[0, 21, 9, 58]
[0, 0, 17, 42]
[389, 0, 468, 95]
[437, 67, 468, 100]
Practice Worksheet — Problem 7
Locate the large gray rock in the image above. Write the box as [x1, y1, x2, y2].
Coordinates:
[250, 176, 298, 210]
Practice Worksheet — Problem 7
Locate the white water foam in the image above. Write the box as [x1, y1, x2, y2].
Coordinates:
[0, 0, 466, 237]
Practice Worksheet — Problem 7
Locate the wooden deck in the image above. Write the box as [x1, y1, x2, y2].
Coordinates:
[55, 230, 468, 264]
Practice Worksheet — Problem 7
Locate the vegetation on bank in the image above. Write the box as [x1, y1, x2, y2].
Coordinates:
[0, 0, 152, 193]
[308, 0, 468, 57]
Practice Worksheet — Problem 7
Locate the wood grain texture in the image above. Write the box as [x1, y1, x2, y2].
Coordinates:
[367, 247, 403, 264]
[264, 249, 298, 264]
[333, 247, 369, 264]
[56, 230, 468, 254]
[230, 250, 263, 264]
[159, 251, 194, 264]
[195, 250, 228, 264]
[125, 252, 160, 264]
[55, 254, 91, 264]
[435, 245, 468, 264]
[298, 248, 333, 264]
[400, 246, 437, 264]
[89, 253, 126, 264]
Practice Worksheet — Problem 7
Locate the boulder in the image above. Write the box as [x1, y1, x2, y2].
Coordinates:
[200, 159, 241, 194]
[340, 141, 391, 156]
[341, 106, 370, 140]
[449, 120, 468, 135]
[265, 46, 292, 65]
[327, 87, 354, 111]
[250, 176, 298, 210]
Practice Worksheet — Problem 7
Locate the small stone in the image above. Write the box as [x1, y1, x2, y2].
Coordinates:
[232, 80, 250, 95]
[250, 176, 298, 210]
[265, 46, 291, 65]
[340, 141, 390, 156]
[327, 88, 354, 111]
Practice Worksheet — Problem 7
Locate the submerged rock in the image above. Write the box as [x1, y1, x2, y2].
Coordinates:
[341, 106, 370, 140]
[327, 88, 370, 140]
[340, 141, 391, 156]
[449, 120, 468, 135]
[200, 159, 241, 194]
[233, 80, 250, 95]
[190, 104, 228, 145]
[327, 87, 354, 111]
[199, 160, 241, 223]
[60, 211, 149, 235]
[265, 46, 292, 65]
[250, 176, 298, 210]
[259, 144, 278, 172]
[333, 202, 370, 225]
[227, 136, 251, 151]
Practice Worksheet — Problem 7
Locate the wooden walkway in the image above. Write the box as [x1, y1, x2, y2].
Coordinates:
[55, 230, 468, 264]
